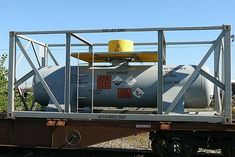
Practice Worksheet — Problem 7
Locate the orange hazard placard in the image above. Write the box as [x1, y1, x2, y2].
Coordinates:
[97, 75, 111, 89]
[117, 88, 132, 98]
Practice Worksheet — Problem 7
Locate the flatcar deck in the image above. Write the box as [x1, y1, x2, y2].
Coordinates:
[0, 113, 234, 149]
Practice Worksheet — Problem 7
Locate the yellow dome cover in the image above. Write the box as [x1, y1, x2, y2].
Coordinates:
[108, 40, 133, 52]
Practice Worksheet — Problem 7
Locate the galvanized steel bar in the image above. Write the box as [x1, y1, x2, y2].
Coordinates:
[221, 41, 225, 104]
[199, 69, 225, 90]
[42, 45, 48, 67]
[214, 41, 222, 114]
[65, 33, 71, 113]
[48, 41, 214, 47]
[76, 52, 80, 113]
[15, 26, 223, 35]
[16, 37, 63, 112]
[7, 32, 16, 116]
[71, 33, 93, 46]
[223, 25, 232, 123]
[17, 34, 46, 46]
[163, 39, 166, 65]
[90, 45, 94, 113]
[12, 111, 225, 123]
[47, 48, 59, 66]
[31, 42, 41, 67]
[16, 41, 30, 66]
[167, 41, 214, 45]
[157, 30, 164, 114]
[165, 31, 225, 114]
[14, 70, 35, 88]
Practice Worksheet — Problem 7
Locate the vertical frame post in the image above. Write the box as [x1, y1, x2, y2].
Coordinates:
[89, 45, 94, 113]
[7, 32, 16, 117]
[76, 52, 80, 113]
[214, 41, 222, 114]
[42, 44, 48, 67]
[157, 30, 164, 114]
[65, 33, 71, 113]
[223, 25, 232, 122]
[220, 39, 225, 109]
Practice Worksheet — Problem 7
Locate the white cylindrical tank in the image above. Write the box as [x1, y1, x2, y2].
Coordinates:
[32, 65, 213, 110]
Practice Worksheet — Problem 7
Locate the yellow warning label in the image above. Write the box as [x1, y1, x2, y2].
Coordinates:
[115, 43, 122, 52]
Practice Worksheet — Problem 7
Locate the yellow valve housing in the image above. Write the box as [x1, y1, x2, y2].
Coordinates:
[108, 40, 134, 52]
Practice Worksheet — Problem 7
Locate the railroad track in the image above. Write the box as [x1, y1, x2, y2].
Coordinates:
[0, 147, 224, 157]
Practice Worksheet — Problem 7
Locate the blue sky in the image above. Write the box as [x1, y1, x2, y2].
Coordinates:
[0, 0, 234, 79]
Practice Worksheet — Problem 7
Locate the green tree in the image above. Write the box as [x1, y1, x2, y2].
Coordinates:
[0, 54, 8, 112]
[0, 53, 41, 112]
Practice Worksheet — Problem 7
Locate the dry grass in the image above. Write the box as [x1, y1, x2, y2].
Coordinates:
[91, 133, 221, 154]
[90, 133, 151, 150]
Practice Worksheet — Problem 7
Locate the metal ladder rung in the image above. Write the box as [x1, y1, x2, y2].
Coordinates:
[77, 97, 90, 99]
[77, 74, 88, 76]
[77, 85, 88, 88]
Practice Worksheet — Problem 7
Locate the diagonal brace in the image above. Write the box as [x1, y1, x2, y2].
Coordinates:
[165, 31, 225, 114]
[71, 33, 93, 46]
[16, 37, 63, 112]
[14, 70, 35, 88]
[47, 48, 59, 66]
[199, 69, 225, 90]
[31, 42, 41, 67]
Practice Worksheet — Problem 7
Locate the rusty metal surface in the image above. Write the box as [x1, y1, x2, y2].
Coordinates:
[0, 146, 225, 157]
[52, 120, 154, 148]
[0, 115, 235, 149]
[170, 122, 235, 131]
[9, 119, 52, 147]
[0, 120, 9, 144]
[0, 118, 155, 148]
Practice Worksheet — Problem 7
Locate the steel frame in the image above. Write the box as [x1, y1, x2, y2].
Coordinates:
[7, 25, 232, 123]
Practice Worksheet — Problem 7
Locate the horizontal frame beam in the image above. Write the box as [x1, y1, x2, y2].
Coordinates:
[48, 41, 214, 47]
[14, 26, 224, 35]
[12, 111, 225, 123]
